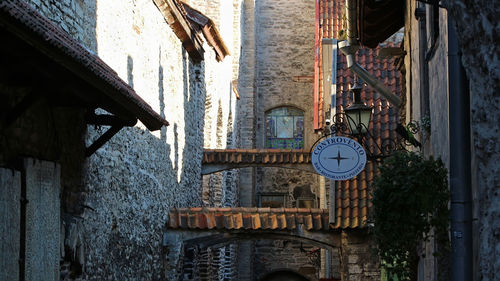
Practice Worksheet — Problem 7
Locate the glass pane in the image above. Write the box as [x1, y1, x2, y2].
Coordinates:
[298, 199, 315, 208]
[293, 138, 304, 149]
[266, 116, 276, 137]
[261, 195, 285, 208]
[269, 107, 284, 116]
[287, 107, 303, 116]
[265, 107, 304, 149]
[266, 138, 303, 149]
[294, 116, 304, 137]
[276, 116, 293, 138]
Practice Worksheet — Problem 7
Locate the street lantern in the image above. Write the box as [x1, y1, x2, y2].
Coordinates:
[344, 80, 372, 135]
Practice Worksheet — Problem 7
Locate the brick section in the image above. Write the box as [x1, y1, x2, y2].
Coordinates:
[168, 207, 342, 231]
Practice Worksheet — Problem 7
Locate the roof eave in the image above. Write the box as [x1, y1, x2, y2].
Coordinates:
[358, 0, 405, 48]
[0, 0, 169, 131]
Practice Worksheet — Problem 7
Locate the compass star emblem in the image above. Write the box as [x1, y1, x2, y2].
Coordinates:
[312, 136, 367, 180]
[328, 150, 349, 167]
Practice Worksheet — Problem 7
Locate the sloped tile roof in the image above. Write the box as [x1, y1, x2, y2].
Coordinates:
[203, 149, 311, 165]
[168, 207, 334, 231]
[317, 0, 403, 229]
[0, 0, 169, 130]
[153, 0, 204, 61]
[358, 0, 404, 48]
[182, 2, 230, 62]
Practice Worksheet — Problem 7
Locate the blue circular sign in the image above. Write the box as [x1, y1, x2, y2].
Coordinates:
[311, 136, 367, 180]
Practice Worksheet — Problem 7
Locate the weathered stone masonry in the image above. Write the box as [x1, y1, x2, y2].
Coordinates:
[19, 0, 242, 279]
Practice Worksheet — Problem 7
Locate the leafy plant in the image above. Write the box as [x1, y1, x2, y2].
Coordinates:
[420, 116, 431, 134]
[371, 151, 449, 280]
[337, 6, 348, 40]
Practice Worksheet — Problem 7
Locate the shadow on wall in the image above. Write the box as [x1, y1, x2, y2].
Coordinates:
[158, 48, 167, 141]
[178, 48, 206, 202]
[80, 8, 207, 280]
[127, 55, 134, 88]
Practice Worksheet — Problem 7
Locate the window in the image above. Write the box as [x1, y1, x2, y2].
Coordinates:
[296, 198, 316, 208]
[265, 107, 304, 149]
[259, 193, 286, 208]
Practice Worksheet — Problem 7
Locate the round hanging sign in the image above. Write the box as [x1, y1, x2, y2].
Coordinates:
[311, 136, 367, 180]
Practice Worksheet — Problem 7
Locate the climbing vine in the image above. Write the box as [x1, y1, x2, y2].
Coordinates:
[371, 151, 449, 280]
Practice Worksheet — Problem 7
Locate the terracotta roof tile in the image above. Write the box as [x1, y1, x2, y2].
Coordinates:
[202, 149, 312, 165]
[315, 1, 404, 230]
[0, 0, 169, 130]
[167, 208, 345, 231]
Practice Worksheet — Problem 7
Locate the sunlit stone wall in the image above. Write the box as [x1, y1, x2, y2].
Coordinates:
[23, 0, 242, 279]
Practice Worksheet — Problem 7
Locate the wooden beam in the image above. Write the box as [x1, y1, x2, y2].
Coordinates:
[85, 112, 137, 127]
[153, 0, 204, 62]
[85, 125, 124, 157]
[1, 92, 41, 129]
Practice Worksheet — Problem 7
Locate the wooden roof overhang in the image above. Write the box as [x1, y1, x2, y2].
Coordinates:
[0, 0, 169, 156]
[201, 149, 315, 174]
[182, 2, 231, 62]
[357, 0, 405, 48]
[153, 0, 205, 62]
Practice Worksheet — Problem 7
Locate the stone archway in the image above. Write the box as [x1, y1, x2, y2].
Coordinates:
[164, 230, 340, 280]
[260, 270, 310, 281]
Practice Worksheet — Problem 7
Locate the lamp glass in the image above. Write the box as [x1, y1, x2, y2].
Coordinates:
[345, 105, 372, 135]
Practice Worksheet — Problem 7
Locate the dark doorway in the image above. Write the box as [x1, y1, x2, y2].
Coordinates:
[261, 270, 310, 281]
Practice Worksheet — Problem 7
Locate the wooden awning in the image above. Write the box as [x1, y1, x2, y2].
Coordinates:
[358, 0, 404, 48]
[0, 0, 169, 131]
[0, 0, 170, 155]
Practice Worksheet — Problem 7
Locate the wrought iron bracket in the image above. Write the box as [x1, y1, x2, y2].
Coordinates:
[310, 113, 419, 162]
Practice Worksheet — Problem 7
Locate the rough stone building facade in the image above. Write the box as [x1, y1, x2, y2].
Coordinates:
[234, 0, 328, 279]
[400, 1, 499, 280]
[355, 0, 500, 280]
[1, 0, 412, 280]
[1, 0, 241, 280]
[251, 1, 323, 279]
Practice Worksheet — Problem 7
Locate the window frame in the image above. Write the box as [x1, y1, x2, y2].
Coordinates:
[259, 192, 287, 208]
[265, 106, 305, 149]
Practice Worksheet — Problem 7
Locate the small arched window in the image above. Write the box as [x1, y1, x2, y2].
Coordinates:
[265, 107, 304, 149]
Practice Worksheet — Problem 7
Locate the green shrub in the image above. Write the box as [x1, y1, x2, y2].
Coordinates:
[372, 151, 449, 280]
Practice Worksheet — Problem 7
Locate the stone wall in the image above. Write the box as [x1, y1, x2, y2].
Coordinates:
[445, 1, 500, 280]
[404, 1, 500, 280]
[238, 0, 258, 210]
[403, 2, 450, 280]
[241, 0, 325, 279]
[343, 231, 380, 281]
[25, 0, 97, 52]
[254, 0, 316, 149]
[404, 0, 450, 161]
[201, 0, 241, 207]
[181, 244, 240, 280]
[20, 0, 243, 279]
[251, 0, 319, 206]
[254, 240, 331, 281]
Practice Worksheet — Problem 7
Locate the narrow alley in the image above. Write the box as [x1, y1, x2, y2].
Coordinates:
[0, 0, 498, 281]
